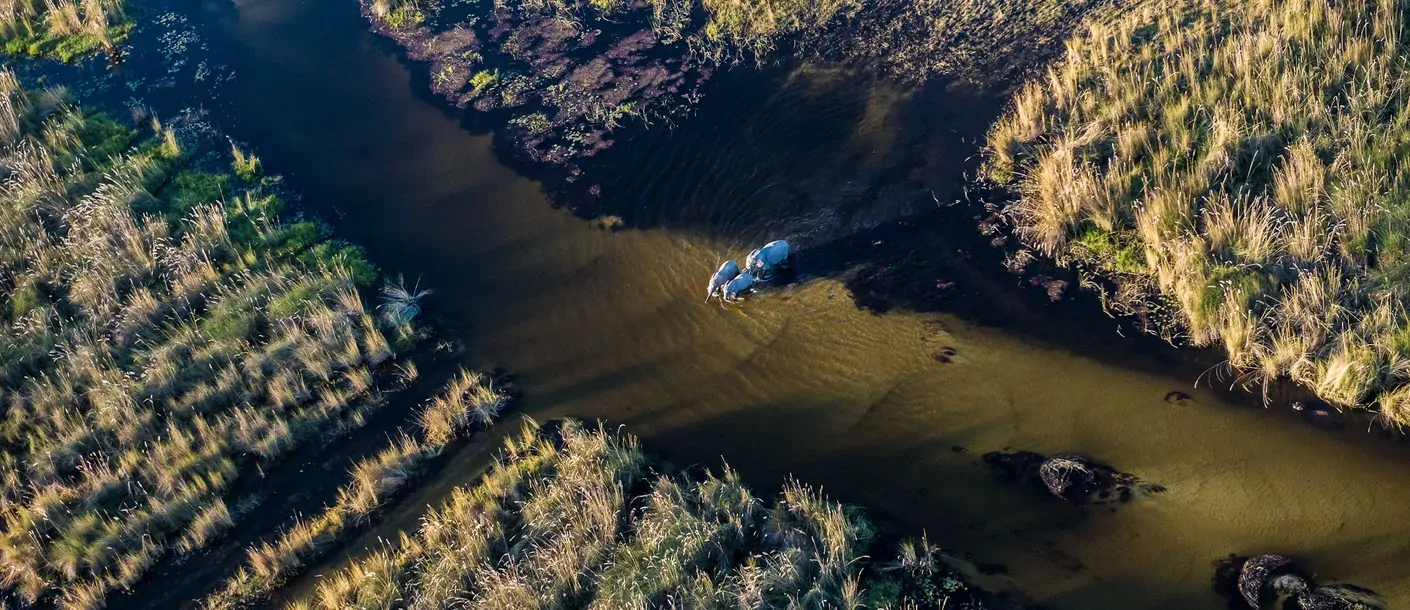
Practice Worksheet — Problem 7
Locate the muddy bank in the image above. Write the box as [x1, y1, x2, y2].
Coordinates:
[359, 0, 1135, 183]
[362, 0, 715, 168]
[825, 0, 1132, 87]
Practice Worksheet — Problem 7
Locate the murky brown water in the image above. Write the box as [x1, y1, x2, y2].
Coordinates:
[144, 0, 1410, 606]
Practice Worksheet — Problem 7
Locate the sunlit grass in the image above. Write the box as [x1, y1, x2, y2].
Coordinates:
[0, 0, 130, 61]
[987, 0, 1410, 424]
[201, 368, 503, 609]
[0, 71, 421, 607]
[290, 419, 989, 610]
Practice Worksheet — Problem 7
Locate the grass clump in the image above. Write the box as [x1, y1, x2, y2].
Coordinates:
[0, 0, 130, 62]
[419, 369, 505, 446]
[0, 71, 425, 608]
[987, 0, 1410, 424]
[230, 141, 262, 182]
[291, 419, 994, 610]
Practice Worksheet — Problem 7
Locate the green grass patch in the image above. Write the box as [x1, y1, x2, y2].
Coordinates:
[2, 21, 134, 63]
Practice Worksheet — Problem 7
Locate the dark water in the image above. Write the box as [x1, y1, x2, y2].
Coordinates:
[33, 0, 1410, 607]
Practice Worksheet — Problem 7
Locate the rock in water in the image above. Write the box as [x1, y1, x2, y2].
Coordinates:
[1240, 554, 1296, 609]
[983, 451, 1164, 504]
[707, 260, 740, 301]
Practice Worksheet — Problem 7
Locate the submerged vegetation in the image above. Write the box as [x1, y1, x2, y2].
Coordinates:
[0, 0, 131, 61]
[290, 418, 997, 610]
[987, 0, 1410, 424]
[0, 72, 423, 608]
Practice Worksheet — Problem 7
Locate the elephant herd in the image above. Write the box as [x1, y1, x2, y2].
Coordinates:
[705, 240, 791, 302]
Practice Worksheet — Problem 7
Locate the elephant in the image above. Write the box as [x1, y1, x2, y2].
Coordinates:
[722, 272, 755, 301]
[744, 240, 790, 278]
[706, 260, 740, 302]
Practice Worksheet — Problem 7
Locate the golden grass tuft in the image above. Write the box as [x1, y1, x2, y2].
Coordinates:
[202, 368, 503, 608]
[418, 369, 503, 446]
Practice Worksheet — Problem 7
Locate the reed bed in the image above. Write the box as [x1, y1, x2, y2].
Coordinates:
[201, 368, 505, 609]
[987, 0, 1410, 424]
[288, 419, 994, 610]
[0, 72, 422, 608]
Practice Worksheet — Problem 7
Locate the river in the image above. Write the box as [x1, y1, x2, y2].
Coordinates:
[36, 0, 1410, 606]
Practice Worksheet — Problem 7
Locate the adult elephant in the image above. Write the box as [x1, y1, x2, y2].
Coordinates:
[706, 260, 740, 302]
[745, 240, 790, 277]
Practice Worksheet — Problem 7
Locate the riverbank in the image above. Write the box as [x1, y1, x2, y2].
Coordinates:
[199, 369, 511, 609]
[356, 0, 1132, 183]
[1, 0, 131, 61]
[288, 418, 1008, 610]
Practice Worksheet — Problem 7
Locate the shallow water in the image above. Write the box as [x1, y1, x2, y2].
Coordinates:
[60, 0, 1410, 606]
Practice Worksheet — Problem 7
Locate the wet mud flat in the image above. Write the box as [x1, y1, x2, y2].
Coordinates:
[354, 0, 1141, 221]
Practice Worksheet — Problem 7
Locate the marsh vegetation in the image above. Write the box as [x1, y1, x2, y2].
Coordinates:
[0, 72, 424, 608]
[288, 418, 997, 610]
[202, 368, 508, 609]
[987, 0, 1410, 425]
[0, 0, 130, 61]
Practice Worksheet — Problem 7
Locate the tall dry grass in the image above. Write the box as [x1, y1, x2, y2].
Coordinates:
[291, 419, 989, 610]
[200, 367, 504, 609]
[987, 0, 1410, 425]
[0, 73, 416, 608]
